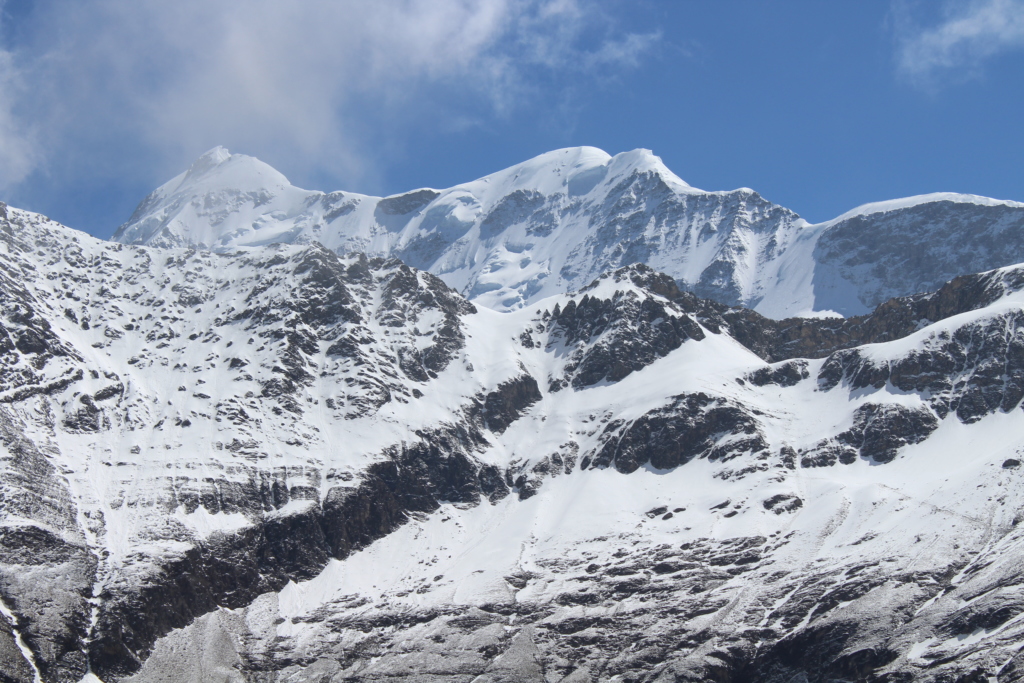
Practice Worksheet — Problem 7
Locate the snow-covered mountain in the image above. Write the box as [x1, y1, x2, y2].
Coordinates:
[113, 146, 1024, 318]
[7, 196, 1024, 682]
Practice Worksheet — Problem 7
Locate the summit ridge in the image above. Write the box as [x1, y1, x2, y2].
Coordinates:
[114, 147, 1024, 319]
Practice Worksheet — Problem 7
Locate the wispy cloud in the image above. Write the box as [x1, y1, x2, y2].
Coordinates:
[895, 0, 1024, 85]
[0, 17, 39, 188]
[0, 0, 657, 196]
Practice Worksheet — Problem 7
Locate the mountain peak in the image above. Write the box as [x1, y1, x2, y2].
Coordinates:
[825, 191, 1024, 225]
[172, 146, 296, 195]
[112, 147, 315, 249]
[608, 147, 692, 188]
[451, 147, 692, 201]
[186, 145, 232, 175]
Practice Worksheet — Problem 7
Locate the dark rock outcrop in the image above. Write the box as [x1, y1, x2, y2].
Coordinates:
[837, 403, 940, 463]
[478, 374, 542, 434]
[589, 392, 767, 474]
[817, 309, 1024, 423]
[546, 266, 712, 389]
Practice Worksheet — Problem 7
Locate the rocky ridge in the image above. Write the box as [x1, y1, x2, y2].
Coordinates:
[4, 201, 1024, 681]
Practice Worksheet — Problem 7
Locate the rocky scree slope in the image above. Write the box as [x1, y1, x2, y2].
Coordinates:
[113, 146, 1024, 318]
[6, 202, 1024, 680]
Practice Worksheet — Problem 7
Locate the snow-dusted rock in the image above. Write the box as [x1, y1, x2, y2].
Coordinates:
[8, 198, 1024, 680]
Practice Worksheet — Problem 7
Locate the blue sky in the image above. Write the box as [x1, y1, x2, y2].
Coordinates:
[0, 0, 1022, 237]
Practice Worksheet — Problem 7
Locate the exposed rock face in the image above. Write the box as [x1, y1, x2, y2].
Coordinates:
[837, 402, 940, 463]
[572, 170, 801, 309]
[723, 264, 1024, 364]
[0, 405, 95, 683]
[814, 201, 1024, 313]
[114, 516, 1024, 683]
[7, 204, 1024, 682]
[546, 289, 707, 390]
[0, 613, 39, 683]
[89, 422, 504, 679]
[479, 374, 542, 434]
[0, 207, 511, 680]
[588, 392, 767, 473]
[817, 309, 1024, 424]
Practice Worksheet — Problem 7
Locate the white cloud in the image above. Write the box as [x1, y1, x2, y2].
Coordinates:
[0, 22, 39, 188]
[896, 0, 1024, 84]
[0, 0, 656, 194]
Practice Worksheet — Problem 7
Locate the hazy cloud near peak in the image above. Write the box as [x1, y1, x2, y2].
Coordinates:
[895, 0, 1024, 84]
[0, 0, 657, 196]
[0, 35, 38, 189]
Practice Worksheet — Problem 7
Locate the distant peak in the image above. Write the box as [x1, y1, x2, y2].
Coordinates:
[201, 145, 231, 161]
[608, 148, 693, 189]
[524, 146, 613, 164]
[168, 146, 297, 196]
[491, 146, 613, 179]
[824, 192, 1024, 226]
[513, 146, 673, 175]
[185, 146, 233, 178]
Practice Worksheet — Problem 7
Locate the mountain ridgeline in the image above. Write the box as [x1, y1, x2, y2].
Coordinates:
[112, 146, 1024, 318]
[1, 147, 1024, 682]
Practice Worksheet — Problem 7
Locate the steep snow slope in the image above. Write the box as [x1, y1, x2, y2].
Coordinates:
[8, 202, 1024, 681]
[114, 148, 1024, 319]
